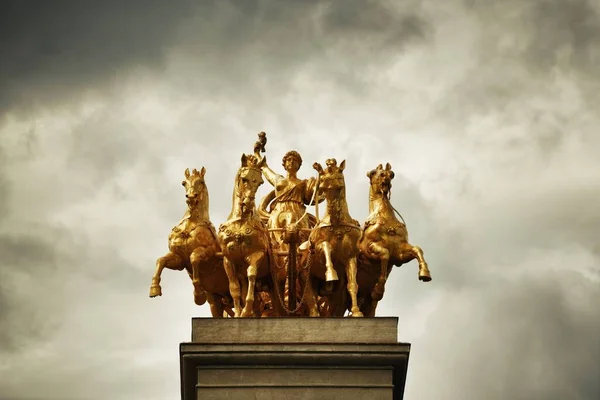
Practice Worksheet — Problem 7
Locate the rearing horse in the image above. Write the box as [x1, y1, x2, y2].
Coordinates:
[356, 163, 432, 317]
[305, 159, 363, 317]
[149, 167, 232, 317]
[218, 154, 281, 317]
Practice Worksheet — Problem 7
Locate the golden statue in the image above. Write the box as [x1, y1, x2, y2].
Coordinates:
[217, 154, 284, 317]
[149, 168, 233, 317]
[356, 163, 431, 316]
[150, 133, 432, 318]
[303, 159, 363, 317]
[255, 139, 323, 316]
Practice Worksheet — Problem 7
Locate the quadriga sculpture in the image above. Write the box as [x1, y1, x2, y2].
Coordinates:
[356, 163, 432, 317]
[149, 133, 433, 318]
[149, 167, 233, 317]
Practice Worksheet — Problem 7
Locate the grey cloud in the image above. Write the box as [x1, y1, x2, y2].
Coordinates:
[321, 0, 429, 46]
[0, 231, 65, 353]
[518, 0, 599, 74]
[1, 1, 599, 399]
[0, 0, 432, 117]
[411, 271, 600, 400]
[0, 0, 195, 115]
[0, 152, 10, 221]
[0, 233, 58, 272]
[438, 0, 600, 128]
[66, 112, 148, 188]
[129, 0, 432, 101]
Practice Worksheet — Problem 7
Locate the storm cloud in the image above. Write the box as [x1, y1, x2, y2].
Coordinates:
[1, 1, 599, 399]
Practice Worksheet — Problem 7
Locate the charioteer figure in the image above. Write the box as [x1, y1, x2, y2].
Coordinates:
[253, 133, 324, 315]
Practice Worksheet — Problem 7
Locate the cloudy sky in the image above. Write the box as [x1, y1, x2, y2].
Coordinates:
[1, 1, 599, 399]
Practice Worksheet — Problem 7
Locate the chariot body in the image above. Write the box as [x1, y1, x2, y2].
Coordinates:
[149, 133, 431, 317]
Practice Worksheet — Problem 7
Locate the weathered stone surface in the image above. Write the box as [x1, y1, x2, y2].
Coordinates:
[197, 366, 393, 386]
[181, 318, 410, 400]
[196, 366, 394, 400]
[196, 387, 392, 400]
[190, 316, 399, 343]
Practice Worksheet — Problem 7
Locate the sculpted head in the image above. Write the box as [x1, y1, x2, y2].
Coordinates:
[182, 167, 207, 207]
[313, 158, 346, 192]
[282, 150, 302, 174]
[238, 154, 265, 214]
[367, 163, 395, 195]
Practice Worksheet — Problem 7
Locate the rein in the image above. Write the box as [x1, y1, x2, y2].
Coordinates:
[384, 188, 407, 226]
[266, 170, 321, 232]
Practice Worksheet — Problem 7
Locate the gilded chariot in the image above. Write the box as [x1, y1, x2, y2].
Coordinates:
[149, 133, 431, 317]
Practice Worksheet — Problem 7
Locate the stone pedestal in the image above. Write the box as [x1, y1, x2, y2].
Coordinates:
[180, 318, 410, 400]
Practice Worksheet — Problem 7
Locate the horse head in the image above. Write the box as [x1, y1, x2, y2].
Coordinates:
[182, 167, 208, 209]
[367, 163, 395, 197]
[236, 154, 265, 216]
[313, 158, 346, 197]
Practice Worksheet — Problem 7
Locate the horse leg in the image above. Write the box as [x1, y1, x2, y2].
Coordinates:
[413, 245, 432, 281]
[223, 301, 235, 318]
[150, 252, 183, 297]
[346, 257, 363, 317]
[368, 242, 390, 302]
[400, 244, 432, 282]
[205, 292, 223, 318]
[366, 298, 378, 317]
[239, 273, 249, 311]
[241, 252, 264, 317]
[190, 248, 210, 306]
[223, 257, 243, 317]
[328, 277, 348, 317]
[317, 292, 331, 317]
[319, 241, 338, 293]
[253, 293, 264, 317]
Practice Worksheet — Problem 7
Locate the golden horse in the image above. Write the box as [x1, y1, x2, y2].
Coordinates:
[356, 163, 432, 317]
[303, 159, 363, 317]
[149, 167, 233, 317]
[218, 154, 283, 317]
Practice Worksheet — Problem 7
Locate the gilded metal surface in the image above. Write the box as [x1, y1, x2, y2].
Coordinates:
[256, 139, 322, 317]
[305, 159, 363, 317]
[149, 167, 233, 317]
[217, 154, 284, 317]
[150, 133, 432, 318]
[356, 163, 432, 317]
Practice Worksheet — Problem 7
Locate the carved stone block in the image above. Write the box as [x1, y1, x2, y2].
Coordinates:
[180, 317, 410, 400]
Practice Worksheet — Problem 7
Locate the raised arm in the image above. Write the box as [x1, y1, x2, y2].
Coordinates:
[260, 156, 284, 187]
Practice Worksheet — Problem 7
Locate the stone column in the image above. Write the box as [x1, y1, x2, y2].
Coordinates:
[180, 317, 410, 400]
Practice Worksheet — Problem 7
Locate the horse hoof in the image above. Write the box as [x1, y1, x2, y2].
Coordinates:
[371, 290, 384, 302]
[325, 269, 339, 282]
[241, 309, 253, 318]
[371, 282, 385, 301]
[194, 291, 207, 306]
[351, 309, 364, 317]
[149, 285, 162, 297]
[419, 271, 432, 282]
